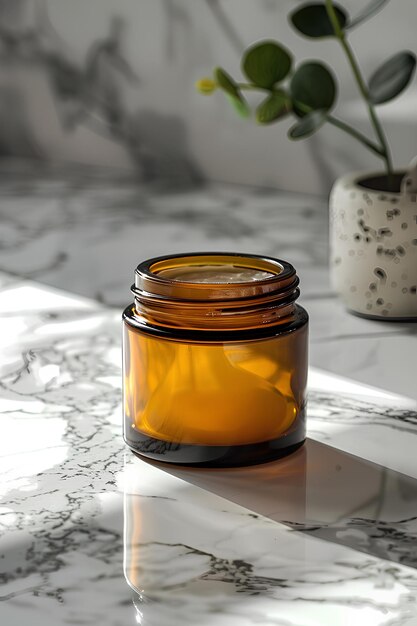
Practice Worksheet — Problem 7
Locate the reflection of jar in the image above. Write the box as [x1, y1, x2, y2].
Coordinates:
[123, 462, 217, 622]
[123, 253, 308, 466]
[123, 451, 308, 623]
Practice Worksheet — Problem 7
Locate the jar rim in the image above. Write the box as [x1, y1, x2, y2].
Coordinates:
[134, 252, 297, 302]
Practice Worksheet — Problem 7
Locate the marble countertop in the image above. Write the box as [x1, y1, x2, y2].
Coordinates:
[1, 161, 417, 625]
[0, 160, 416, 400]
[1, 272, 417, 626]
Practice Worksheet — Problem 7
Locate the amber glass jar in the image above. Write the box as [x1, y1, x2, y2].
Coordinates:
[123, 253, 308, 467]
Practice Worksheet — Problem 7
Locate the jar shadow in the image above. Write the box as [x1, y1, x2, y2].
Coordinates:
[124, 439, 417, 624]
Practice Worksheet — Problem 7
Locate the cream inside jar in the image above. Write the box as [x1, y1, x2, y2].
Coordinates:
[155, 263, 276, 284]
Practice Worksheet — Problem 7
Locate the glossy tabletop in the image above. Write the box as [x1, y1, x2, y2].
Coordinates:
[1, 162, 417, 625]
[0, 273, 417, 625]
[0, 161, 416, 401]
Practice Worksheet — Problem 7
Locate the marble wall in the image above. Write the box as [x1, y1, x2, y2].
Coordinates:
[0, 0, 416, 193]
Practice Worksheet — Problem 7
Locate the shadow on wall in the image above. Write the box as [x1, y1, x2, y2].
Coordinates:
[0, 4, 203, 188]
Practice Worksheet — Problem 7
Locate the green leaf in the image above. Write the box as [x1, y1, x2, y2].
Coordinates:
[256, 90, 289, 124]
[369, 52, 416, 104]
[290, 62, 337, 117]
[290, 3, 348, 38]
[214, 67, 250, 117]
[242, 40, 292, 89]
[288, 110, 327, 139]
[215, 67, 241, 99]
[347, 0, 390, 30]
[227, 95, 250, 118]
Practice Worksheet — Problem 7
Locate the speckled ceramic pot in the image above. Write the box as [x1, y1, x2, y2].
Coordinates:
[330, 170, 417, 320]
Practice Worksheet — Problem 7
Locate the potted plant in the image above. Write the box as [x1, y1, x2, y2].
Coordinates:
[196, 0, 417, 320]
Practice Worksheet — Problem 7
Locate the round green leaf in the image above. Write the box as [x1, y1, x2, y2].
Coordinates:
[256, 90, 289, 124]
[347, 0, 390, 30]
[242, 40, 292, 89]
[369, 51, 416, 104]
[290, 61, 337, 117]
[288, 110, 327, 139]
[290, 3, 348, 38]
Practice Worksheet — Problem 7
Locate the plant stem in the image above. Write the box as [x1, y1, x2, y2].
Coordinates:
[327, 115, 384, 157]
[294, 99, 384, 157]
[325, 0, 393, 178]
[237, 83, 269, 91]
[239, 81, 384, 156]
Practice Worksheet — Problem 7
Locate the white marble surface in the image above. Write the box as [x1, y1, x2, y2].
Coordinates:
[0, 160, 416, 400]
[1, 273, 417, 625]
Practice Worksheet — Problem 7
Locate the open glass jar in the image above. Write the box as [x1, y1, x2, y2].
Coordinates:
[123, 253, 308, 467]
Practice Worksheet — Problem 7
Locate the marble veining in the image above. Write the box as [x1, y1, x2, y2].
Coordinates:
[0, 2, 415, 195]
[0, 161, 416, 400]
[0, 161, 328, 302]
[1, 273, 417, 624]
[124, 460, 417, 626]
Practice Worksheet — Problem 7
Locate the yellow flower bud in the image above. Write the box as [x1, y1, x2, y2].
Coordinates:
[195, 78, 217, 94]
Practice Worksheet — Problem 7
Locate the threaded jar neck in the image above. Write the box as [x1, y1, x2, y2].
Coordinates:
[131, 253, 300, 332]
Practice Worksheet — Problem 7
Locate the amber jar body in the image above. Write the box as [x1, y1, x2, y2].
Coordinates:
[123, 253, 308, 467]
